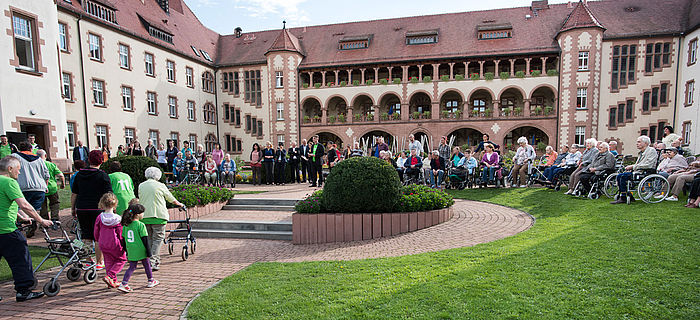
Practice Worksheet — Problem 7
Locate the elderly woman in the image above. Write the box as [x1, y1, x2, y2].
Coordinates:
[577, 142, 616, 193]
[511, 137, 536, 187]
[543, 146, 558, 167]
[566, 138, 598, 195]
[656, 148, 688, 178]
[203, 154, 218, 186]
[138, 167, 185, 271]
[481, 144, 499, 186]
[611, 135, 658, 204]
[666, 161, 700, 201]
[71, 150, 112, 268]
[220, 154, 237, 187]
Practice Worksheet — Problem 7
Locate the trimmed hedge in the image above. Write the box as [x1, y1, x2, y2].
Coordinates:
[169, 184, 234, 208]
[100, 156, 164, 195]
[321, 157, 401, 213]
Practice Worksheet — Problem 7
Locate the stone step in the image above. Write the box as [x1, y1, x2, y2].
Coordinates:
[223, 204, 295, 212]
[228, 198, 298, 206]
[190, 220, 292, 232]
[180, 229, 292, 241]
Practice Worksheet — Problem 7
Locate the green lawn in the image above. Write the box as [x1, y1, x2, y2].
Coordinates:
[186, 188, 699, 319]
[0, 246, 61, 281]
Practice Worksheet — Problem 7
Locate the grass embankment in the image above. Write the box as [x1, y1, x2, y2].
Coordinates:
[0, 247, 61, 281]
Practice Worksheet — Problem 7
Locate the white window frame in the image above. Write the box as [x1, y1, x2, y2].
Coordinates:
[578, 51, 589, 71]
[96, 125, 108, 148]
[186, 67, 193, 87]
[124, 128, 135, 145]
[168, 96, 177, 118]
[577, 88, 587, 109]
[66, 122, 75, 148]
[187, 101, 195, 121]
[275, 71, 283, 88]
[88, 33, 101, 61]
[276, 103, 284, 120]
[62, 72, 72, 100]
[58, 22, 67, 51]
[119, 44, 129, 69]
[92, 79, 104, 106]
[277, 134, 285, 146]
[13, 15, 35, 70]
[687, 81, 695, 105]
[189, 134, 197, 147]
[682, 122, 692, 145]
[166, 60, 175, 82]
[149, 130, 159, 145]
[690, 39, 697, 65]
[575, 126, 586, 146]
[121, 86, 132, 111]
[144, 53, 154, 76]
[147, 92, 156, 114]
[170, 133, 179, 145]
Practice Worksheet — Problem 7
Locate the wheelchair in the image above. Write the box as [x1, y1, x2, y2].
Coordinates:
[603, 169, 670, 204]
[571, 169, 615, 200]
[526, 157, 550, 187]
[477, 164, 507, 188]
[402, 167, 425, 186]
[445, 166, 469, 190]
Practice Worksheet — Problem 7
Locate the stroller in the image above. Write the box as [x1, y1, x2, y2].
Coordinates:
[165, 206, 196, 261]
[23, 220, 98, 297]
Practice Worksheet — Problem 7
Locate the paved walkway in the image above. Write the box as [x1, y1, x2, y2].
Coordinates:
[0, 186, 533, 319]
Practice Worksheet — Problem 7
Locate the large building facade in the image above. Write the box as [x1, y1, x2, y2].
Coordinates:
[1, 0, 697, 170]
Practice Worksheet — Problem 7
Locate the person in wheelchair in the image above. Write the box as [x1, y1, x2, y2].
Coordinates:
[219, 153, 237, 188]
[172, 152, 185, 184]
[541, 145, 568, 183]
[428, 151, 445, 189]
[611, 135, 658, 204]
[480, 144, 500, 186]
[656, 148, 688, 179]
[543, 144, 581, 186]
[180, 150, 199, 183]
[577, 142, 615, 196]
[403, 148, 423, 183]
[395, 151, 407, 182]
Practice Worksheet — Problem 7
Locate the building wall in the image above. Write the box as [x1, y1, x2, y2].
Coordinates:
[1, 0, 69, 169]
[266, 51, 303, 148]
[57, 10, 217, 159]
[676, 28, 699, 153]
[598, 36, 679, 154]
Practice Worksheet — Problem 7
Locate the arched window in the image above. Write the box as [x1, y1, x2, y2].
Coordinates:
[201, 71, 214, 93]
[203, 103, 216, 124]
[205, 134, 217, 153]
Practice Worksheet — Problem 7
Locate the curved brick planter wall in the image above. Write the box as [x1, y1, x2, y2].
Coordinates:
[292, 207, 454, 244]
[165, 201, 227, 230]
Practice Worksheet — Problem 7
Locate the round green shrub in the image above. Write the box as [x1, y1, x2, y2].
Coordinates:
[100, 156, 163, 195]
[321, 157, 401, 213]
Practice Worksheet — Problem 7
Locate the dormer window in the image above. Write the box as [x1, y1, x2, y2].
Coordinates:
[149, 26, 172, 43]
[477, 23, 512, 40]
[191, 45, 200, 56]
[338, 35, 372, 50]
[83, 0, 117, 25]
[200, 50, 212, 62]
[406, 30, 438, 45]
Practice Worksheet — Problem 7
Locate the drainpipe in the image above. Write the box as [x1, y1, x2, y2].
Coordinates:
[555, 54, 562, 150]
[76, 15, 90, 150]
[297, 69, 301, 145]
[672, 35, 682, 128]
[214, 70, 220, 145]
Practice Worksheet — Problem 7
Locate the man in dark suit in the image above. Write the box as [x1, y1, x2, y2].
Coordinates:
[310, 135, 325, 187]
[288, 141, 300, 183]
[299, 139, 308, 183]
[72, 140, 89, 164]
[274, 142, 287, 185]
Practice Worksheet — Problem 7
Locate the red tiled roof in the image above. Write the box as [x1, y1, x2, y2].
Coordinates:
[559, 0, 604, 34]
[684, 0, 700, 32]
[216, 0, 688, 68]
[57, 0, 219, 65]
[266, 28, 304, 56]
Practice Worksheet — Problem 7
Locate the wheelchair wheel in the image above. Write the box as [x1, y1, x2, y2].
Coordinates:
[181, 246, 189, 261]
[168, 242, 174, 255]
[84, 268, 97, 284]
[603, 173, 619, 198]
[43, 280, 61, 297]
[66, 267, 81, 281]
[638, 174, 670, 203]
[526, 179, 534, 187]
[588, 193, 600, 200]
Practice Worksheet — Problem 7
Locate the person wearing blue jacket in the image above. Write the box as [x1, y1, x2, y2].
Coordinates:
[219, 154, 237, 187]
[274, 142, 287, 185]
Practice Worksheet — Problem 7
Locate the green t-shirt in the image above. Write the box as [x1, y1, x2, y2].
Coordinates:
[0, 144, 12, 159]
[141, 217, 167, 225]
[123, 220, 148, 261]
[109, 172, 135, 215]
[45, 161, 62, 196]
[0, 176, 24, 234]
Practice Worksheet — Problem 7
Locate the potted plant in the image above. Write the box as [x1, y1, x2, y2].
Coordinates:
[530, 70, 541, 77]
[392, 113, 401, 120]
[499, 72, 509, 80]
[338, 114, 346, 123]
[440, 75, 450, 81]
[303, 115, 310, 123]
[340, 81, 347, 87]
[393, 78, 402, 84]
[514, 107, 523, 116]
[313, 115, 321, 122]
[423, 76, 432, 83]
[411, 111, 420, 120]
[352, 80, 360, 86]
[326, 82, 334, 87]
[455, 74, 465, 81]
[328, 115, 336, 123]
[471, 109, 479, 117]
[441, 110, 449, 119]
[410, 77, 419, 84]
[354, 114, 362, 122]
[470, 73, 480, 80]
[422, 111, 431, 119]
[503, 108, 512, 117]
[380, 79, 388, 85]
[515, 71, 525, 78]
[366, 79, 374, 85]
[380, 112, 389, 121]
[544, 105, 553, 115]
[314, 83, 321, 89]
[454, 110, 462, 119]
[366, 113, 374, 121]
[547, 69, 558, 76]
[302, 83, 309, 89]
[534, 106, 543, 115]
[484, 72, 494, 80]
[537, 142, 547, 152]
[484, 108, 492, 117]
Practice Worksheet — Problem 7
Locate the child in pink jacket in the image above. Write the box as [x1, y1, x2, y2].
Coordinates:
[94, 193, 127, 288]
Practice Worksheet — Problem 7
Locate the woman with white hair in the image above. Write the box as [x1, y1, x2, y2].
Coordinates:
[566, 138, 598, 195]
[138, 167, 185, 270]
[511, 137, 536, 187]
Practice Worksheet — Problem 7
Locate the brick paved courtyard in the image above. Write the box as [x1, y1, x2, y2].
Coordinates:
[0, 186, 533, 319]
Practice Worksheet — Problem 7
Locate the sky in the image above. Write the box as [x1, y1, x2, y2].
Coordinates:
[187, 0, 577, 35]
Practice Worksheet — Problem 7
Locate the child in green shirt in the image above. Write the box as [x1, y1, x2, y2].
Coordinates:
[118, 202, 159, 293]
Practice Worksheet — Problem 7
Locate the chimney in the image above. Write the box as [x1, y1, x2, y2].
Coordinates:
[234, 27, 242, 38]
[157, 0, 169, 14]
[531, 0, 549, 10]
